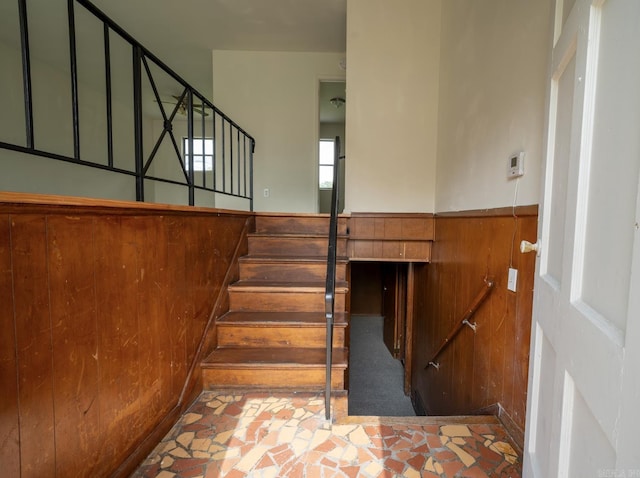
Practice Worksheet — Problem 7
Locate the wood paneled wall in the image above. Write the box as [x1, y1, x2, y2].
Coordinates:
[0, 194, 250, 477]
[411, 207, 537, 445]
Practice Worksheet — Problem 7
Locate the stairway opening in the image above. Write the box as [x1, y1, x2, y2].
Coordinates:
[348, 315, 416, 416]
[348, 262, 416, 416]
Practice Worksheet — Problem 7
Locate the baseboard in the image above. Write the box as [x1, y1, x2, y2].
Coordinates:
[111, 404, 182, 478]
[411, 389, 427, 416]
[473, 403, 524, 453]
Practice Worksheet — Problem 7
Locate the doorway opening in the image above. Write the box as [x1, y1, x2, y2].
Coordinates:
[348, 262, 416, 416]
[318, 80, 345, 213]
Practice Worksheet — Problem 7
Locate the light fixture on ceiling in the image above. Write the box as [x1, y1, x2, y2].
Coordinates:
[330, 97, 345, 108]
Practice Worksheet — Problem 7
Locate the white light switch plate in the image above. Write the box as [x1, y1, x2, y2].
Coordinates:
[508, 268, 518, 292]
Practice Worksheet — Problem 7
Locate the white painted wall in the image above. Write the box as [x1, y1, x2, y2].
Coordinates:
[212, 50, 346, 213]
[434, 0, 552, 213]
[0, 38, 141, 201]
[345, 0, 441, 213]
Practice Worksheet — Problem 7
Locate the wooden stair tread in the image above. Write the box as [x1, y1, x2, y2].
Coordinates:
[229, 280, 348, 292]
[202, 347, 348, 368]
[218, 311, 347, 326]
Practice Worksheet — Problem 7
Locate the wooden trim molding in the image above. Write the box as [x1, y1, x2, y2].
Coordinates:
[0, 191, 253, 217]
[348, 213, 434, 262]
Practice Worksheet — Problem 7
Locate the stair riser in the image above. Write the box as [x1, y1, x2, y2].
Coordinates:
[248, 237, 347, 257]
[239, 262, 347, 282]
[202, 367, 346, 390]
[255, 216, 348, 235]
[217, 326, 346, 348]
[229, 291, 346, 312]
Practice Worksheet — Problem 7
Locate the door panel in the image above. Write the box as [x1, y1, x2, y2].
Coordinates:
[543, 49, 576, 287]
[524, 0, 640, 476]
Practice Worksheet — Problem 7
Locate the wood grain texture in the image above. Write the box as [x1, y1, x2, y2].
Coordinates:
[11, 215, 56, 477]
[411, 208, 537, 444]
[0, 199, 249, 477]
[0, 214, 21, 477]
[348, 213, 434, 262]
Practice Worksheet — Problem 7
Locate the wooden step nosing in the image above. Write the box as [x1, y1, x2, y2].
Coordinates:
[239, 256, 349, 264]
[228, 283, 349, 293]
[248, 233, 349, 239]
[217, 312, 348, 324]
[217, 321, 348, 328]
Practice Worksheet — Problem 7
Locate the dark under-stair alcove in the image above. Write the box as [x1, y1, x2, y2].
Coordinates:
[348, 262, 416, 416]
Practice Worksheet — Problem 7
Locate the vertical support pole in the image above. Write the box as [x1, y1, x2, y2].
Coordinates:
[104, 23, 114, 168]
[18, 0, 34, 149]
[249, 139, 255, 211]
[187, 90, 195, 206]
[222, 119, 226, 193]
[237, 129, 241, 196]
[201, 98, 206, 189]
[67, 0, 80, 160]
[325, 310, 334, 420]
[243, 137, 247, 198]
[212, 111, 217, 191]
[132, 45, 144, 202]
[229, 124, 234, 195]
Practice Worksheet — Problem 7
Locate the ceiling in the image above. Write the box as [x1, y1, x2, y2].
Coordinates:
[90, 0, 346, 93]
[91, 0, 346, 53]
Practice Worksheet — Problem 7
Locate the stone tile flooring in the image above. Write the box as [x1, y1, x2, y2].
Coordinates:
[132, 392, 522, 477]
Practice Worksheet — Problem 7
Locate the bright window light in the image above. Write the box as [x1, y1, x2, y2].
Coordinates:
[183, 138, 214, 171]
[319, 140, 335, 189]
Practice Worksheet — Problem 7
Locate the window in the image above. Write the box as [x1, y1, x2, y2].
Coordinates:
[319, 139, 335, 189]
[183, 138, 214, 171]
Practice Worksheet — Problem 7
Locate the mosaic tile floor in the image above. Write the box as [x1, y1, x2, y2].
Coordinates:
[132, 392, 522, 478]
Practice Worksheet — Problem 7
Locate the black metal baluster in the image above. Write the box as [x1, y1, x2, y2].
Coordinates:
[243, 137, 247, 197]
[201, 98, 206, 189]
[18, 0, 34, 149]
[237, 128, 241, 196]
[213, 112, 217, 191]
[103, 23, 113, 168]
[222, 119, 226, 193]
[250, 139, 255, 211]
[133, 46, 144, 201]
[230, 124, 234, 195]
[187, 90, 195, 206]
[67, 0, 80, 160]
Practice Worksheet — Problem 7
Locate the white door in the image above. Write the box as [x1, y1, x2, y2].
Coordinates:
[524, 0, 640, 476]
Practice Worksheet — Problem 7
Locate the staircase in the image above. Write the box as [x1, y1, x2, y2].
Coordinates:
[201, 214, 349, 391]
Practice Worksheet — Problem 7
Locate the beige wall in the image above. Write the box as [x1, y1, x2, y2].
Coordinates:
[345, 0, 441, 213]
[434, 0, 552, 212]
[212, 50, 346, 213]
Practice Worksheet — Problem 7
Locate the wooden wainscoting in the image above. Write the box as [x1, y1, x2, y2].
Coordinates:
[0, 193, 251, 477]
[411, 206, 537, 448]
[348, 212, 434, 262]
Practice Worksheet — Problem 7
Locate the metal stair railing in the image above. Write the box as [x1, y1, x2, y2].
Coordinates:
[2, 0, 255, 209]
[324, 136, 343, 421]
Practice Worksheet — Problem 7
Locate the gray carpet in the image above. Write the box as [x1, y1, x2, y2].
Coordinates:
[348, 316, 416, 416]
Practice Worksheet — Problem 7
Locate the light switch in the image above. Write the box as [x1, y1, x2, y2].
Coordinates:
[507, 268, 518, 292]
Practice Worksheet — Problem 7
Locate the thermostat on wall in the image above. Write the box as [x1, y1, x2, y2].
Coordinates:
[508, 151, 525, 178]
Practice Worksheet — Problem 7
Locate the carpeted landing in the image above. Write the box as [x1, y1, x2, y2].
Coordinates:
[348, 315, 416, 417]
